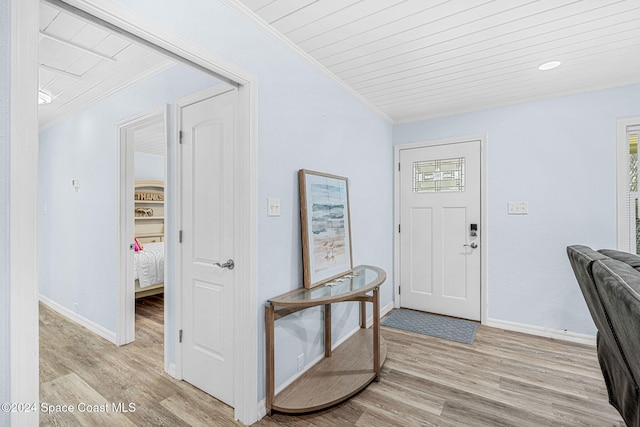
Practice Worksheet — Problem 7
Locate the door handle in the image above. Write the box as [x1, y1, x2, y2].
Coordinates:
[213, 259, 235, 270]
[463, 242, 478, 249]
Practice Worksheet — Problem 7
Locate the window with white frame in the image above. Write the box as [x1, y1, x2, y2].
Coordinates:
[619, 121, 640, 253]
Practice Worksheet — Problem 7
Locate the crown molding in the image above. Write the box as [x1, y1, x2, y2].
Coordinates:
[220, 0, 393, 124]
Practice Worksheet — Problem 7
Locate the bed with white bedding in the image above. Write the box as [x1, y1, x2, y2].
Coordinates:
[134, 241, 164, 298]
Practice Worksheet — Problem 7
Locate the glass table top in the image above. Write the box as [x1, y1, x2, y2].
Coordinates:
[269, 265, 385, 307]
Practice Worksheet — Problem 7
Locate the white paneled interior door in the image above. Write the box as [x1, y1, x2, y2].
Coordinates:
[180, 85, 237, 406]
[399, 140, 481, 321]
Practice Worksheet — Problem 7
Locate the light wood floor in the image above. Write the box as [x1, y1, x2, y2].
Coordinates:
[39, 295, 242, 426]
[40, 298, 625, 426]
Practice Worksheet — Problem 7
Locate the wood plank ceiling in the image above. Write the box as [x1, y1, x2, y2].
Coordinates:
[37, 1, 640, 126]
[38, 1, 174, 130]
[236, 0, 640, 123]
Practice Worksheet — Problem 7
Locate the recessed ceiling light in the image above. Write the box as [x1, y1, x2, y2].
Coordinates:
[538, 61, 561, 71]
[38, 90, 52, 105]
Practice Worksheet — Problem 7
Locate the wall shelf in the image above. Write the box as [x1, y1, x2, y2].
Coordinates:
[135, 179, 164, 243]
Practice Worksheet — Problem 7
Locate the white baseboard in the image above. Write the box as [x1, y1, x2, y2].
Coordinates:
[39, 294, 117, 344]
[165, 363, 177, 378]
[257, 398, 267, 420]
[381, 300, 395, 318]
[485, 317, 596, 346]
[366, 301, 395, 328]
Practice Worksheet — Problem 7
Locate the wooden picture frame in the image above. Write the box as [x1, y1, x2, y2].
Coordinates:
[299, 169, 353, 289]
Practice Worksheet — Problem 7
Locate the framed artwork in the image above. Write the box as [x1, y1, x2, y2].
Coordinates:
[299, 169, 353, 289]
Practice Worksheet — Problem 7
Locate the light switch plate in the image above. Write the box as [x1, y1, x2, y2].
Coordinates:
[267, 197, 281, 217]
[507, 201, 528, 215]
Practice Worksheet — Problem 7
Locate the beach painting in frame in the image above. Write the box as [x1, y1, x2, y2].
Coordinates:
[299, 169, 353, 289]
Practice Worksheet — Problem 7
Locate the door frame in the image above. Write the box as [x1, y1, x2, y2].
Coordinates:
[13, 0, 258, 424]
[173, 83, 237, 382]
[117, 105, 168, 346]
[393, 136, 488, 324]
[616, 116, 640, 251]
[9, 1, 40, 425]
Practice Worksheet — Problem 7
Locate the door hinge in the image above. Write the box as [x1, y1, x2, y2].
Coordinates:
[179, 329, 183, 343]
[179, 230, 183, 243]
[398, 224, 401, 233]
[398, 162, 400, 172]
[179, 131, 183, 144]
[398, 286, 401, 295]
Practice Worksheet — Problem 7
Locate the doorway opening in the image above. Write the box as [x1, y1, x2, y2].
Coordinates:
[117, 106, 167, 346]
[30, 0, 257, 424]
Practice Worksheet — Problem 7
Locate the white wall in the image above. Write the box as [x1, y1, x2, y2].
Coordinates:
[12, 0, 637, 418]
[394, 83, 640, 335]
[38, 64, 220, 333]
[134, 152, 164, 181]
[112, 0, 394, 398]
[0, 0, 10, 423]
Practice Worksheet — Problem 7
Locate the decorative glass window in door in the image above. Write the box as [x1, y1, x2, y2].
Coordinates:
[413, 157, 465, 193]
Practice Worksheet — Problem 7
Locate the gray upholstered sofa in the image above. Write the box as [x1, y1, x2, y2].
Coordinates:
[567, 245, 640, 427]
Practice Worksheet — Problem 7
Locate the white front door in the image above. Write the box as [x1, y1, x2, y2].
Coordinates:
[180, 85, 237, 406]
[399, 140, 481, 321]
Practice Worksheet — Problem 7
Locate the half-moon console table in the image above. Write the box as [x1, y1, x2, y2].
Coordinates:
[265, 265, 387, 415]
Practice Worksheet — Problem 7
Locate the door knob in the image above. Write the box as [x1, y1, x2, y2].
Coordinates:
[463, 242, 478, 249]
[213, 259, 235, 270]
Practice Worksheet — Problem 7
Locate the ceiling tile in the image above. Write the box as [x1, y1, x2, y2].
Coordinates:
[43, 44, 85, 72]
[92, 35, 131, 58]
[38, 36, 63, 64]
[43, 9, 86, 40]
[39, 2, 59, 31]
[37, 2, 176, 129]
[65, 53, 103, 76]
[69, 23, 111, 50]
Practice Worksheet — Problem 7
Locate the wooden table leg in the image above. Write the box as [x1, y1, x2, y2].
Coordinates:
[373, 287, 380, 381]
[265, 303, 275, 415]
[360, 300, 367, 328]
[325, 303, 332, 357]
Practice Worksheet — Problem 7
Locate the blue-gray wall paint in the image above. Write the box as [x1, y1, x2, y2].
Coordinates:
[14, 0, 638, 414]
[113, 0, 395, 397]
[134, 152, 164, 181]
[38, 63, 220, 341]
[394, 83, 640, 335]
[0, 0, 10, 424]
